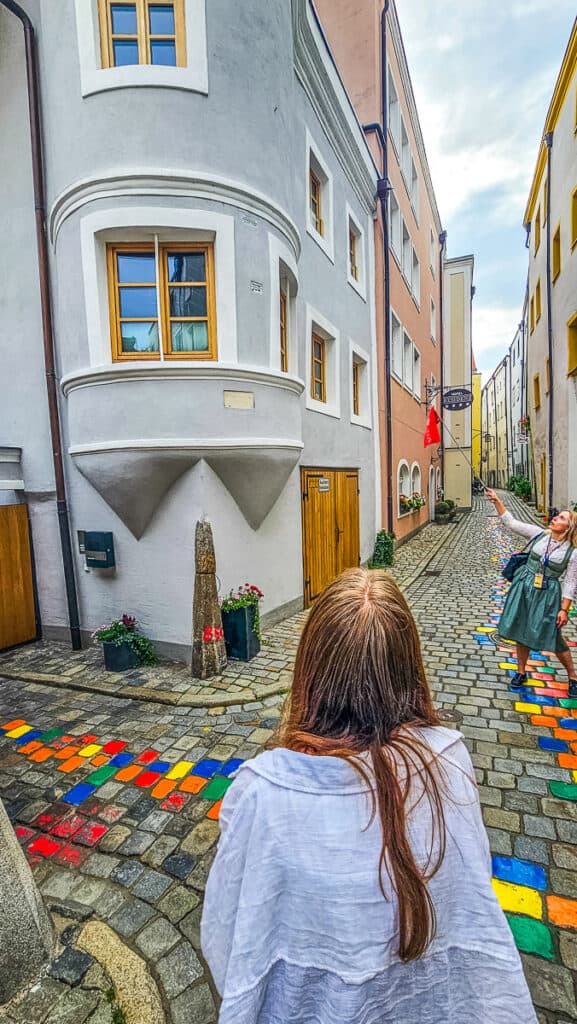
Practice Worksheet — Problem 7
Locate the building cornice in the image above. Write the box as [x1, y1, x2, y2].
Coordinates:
[387, 0, 443, 233]
[48, 170, 301, 258]
[61, 362, 306, 399]
[524, 19, 577, 225]
[292, 0, 378, 212]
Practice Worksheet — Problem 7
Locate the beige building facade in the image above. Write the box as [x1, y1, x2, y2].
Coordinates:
[442, 256, 474, 508]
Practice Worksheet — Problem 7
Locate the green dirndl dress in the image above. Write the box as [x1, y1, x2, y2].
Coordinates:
[499, 541, 573, 653]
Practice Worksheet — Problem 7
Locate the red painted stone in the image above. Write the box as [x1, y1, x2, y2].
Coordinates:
[51, 814, 86, 839]
[54, 843, 90, 867]
[27, 835, 62, 857]
[74, 820, 109, 846]
[135, 750, 159, 766]
[161, 792, 190, 812]
[34, 807, 69, 831]
[98, 804, 125, 824]
[77, 733, 99, 744]
[102, 741, 128, 755]
[14, 825, 36, 844]
[134, 770, 161, 788]
[52, 736, 74, 750]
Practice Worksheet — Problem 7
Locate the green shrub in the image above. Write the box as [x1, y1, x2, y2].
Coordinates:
[507, 475, 519, 492]
[435, 501, 450, 515]
[513, 476, 532, 500]
[368, 530, 395, 568]
[444, 499, 455, 510]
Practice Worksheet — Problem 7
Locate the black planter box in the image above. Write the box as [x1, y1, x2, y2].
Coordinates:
[102, 640, 139, 672]
[222, 605, 260, 661]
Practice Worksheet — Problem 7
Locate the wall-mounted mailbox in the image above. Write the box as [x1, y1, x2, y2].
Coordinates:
[78, 531, 115, 569]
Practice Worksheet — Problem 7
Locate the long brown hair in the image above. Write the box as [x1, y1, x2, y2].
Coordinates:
[279, 568, 447, 962]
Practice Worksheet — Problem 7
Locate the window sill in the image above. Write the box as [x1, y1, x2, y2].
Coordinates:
[305, 395, 341, 420]
[80, 64, 208, 99]
[351, 412, 371, 430]
[347, 272, 366, 301]
[306, 222, 334, 263]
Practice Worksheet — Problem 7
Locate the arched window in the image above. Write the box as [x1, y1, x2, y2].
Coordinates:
[411, 462, 422, 499]
[436, 467, 442, 499]
[397, 460, 410, 516]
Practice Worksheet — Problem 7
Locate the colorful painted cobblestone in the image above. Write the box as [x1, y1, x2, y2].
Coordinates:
[474, 514, 577, 972]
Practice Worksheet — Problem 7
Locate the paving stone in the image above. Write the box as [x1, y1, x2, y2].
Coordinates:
[135, 916, 180, 959]
[179, 906, 202, 947]
[170, 982, 217, 1024]
[140, 809, 173, 834]
[10, 977, 67, 1022]
[157, 941, 203, 998]
[83, 853, 119, 879]
[131, 868, 173, 902]
[142, 834, 180, 868]
[98, 826, 131, 853]
[180, 820, 220, 857]
[550, 868, 577, 900]
[521, 955, 577, 1017]
[70, 878, 108, 907]
[163, 852, 196, 880]
[559, 931, 577, 971]
[48, 947, 94, 986]
[158, 885, 200, 923]
[117, 829, 155, 856]
[524, 815, 557, 840]
[108, 898, 156, 938]
[485, 827, 513, 856]
[110, 860, 145, 888]
[44, 988, 100, 1024]
[85, 1003, 115, 1024]
[483, 807, 521, 832]
[514, 836, 550, 866]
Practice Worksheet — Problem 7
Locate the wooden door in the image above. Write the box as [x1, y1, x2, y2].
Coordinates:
[540, 455, 546, 512]
[0, 505, 37, 650]
[301, 468, 360, 608]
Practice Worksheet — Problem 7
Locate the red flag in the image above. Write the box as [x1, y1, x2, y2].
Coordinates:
[423, 407, 441, 447]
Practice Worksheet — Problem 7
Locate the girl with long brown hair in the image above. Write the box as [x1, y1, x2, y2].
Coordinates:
[202, 568, 535, 1023]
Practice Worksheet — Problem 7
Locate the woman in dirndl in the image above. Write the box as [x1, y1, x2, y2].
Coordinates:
[486, 489, 577, 696]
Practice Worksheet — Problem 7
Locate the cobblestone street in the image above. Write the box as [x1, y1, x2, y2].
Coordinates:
[1, 492, 577, 1023]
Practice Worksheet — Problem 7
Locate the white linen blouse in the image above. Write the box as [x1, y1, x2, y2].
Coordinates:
[500, 511, 577, 601]
[201, 726, 536, 1024]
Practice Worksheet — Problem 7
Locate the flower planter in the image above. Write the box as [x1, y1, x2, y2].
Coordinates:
[102, 640, 139, 672]
[222, 605, 260, 661]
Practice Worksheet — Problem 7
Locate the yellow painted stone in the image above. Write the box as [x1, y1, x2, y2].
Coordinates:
[572, 771, 577, 784]
[492, 879, 543, 920]
[526, 679, 545, 687]
[499, 663, 518, 670]
[78, 743, 103, 757]
[515, 703, 541, 715]
[476, 627, 494, 633]
[166, 760, 194, 780]
[5, 725, 33, 738]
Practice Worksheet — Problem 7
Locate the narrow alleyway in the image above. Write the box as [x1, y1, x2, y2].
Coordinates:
[0, 493, 576, 1023]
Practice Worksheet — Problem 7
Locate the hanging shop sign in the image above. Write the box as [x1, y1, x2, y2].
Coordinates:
[442, 388, 473, 411]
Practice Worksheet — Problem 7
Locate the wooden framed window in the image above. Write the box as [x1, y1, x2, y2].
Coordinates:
[568, 312, 577, 377]
[533, 373, 541, 410]
[311, 332, 326, 403]
[107, 241, 216, 361]
[530, 295, 535, 333]
[99, 0, 186, 68]
[535, 278, 542, 322]
[552, 224, 561, 281]
[545, 356, 551, 394]
[352, 359, 360, 416]
[309, 170, 323, 236]
[279, 290, 288, 373]
[534, 208, 541, 254]
[349, 227, 358, 281]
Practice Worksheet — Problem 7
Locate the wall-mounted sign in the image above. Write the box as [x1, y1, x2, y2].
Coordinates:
[224, 391, 255, 409]
[318, 477, 330, 492]
[442, 388, 473, 411]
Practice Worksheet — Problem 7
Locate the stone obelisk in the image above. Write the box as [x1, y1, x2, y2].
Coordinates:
[191, 519, 227, 678]
[0, 798, 54, 1002]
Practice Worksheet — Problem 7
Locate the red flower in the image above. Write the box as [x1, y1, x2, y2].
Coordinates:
[122, 614, 136, 630]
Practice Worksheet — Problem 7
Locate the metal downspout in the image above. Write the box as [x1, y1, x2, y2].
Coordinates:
[0, 0, 81, 649]
[544, 132, 554, 512]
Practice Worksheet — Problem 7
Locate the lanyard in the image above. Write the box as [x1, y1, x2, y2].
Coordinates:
[541, 535, 564, 569]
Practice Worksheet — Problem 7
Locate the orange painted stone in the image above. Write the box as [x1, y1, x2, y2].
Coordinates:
[151, 779, 177, 800]
[0, 719, 26, 730]
[58, 755, 85, 773]
[534, 715, 558, 728]
[179, 775, 206, 794]
[547, 895, 577, 930]
[115, 765, 143, 783]
[54, 745, 81, 760]
[555, 729, 577, 742]
[29, 748, 55, 763]
[206, 799, 223, 820]
[558, 753, 577, 770]
[18, 741, 44, 755]
[91, 755, 110, 767]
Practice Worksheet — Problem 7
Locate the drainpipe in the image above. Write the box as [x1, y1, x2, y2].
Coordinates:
[438, 230, 447, 493]
[363, 0, 393, 534]
[1, 0, 81, 649]
[544, 131, 554, 513]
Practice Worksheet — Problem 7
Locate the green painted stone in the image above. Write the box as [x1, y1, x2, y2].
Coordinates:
[559, 699, 577, 710]
[506, 914, 554, 960]
[38, 729, 65, 742]
[199, 775, 233, 801]
[85, 766, 119, 786]
[549, 781, 577, 801]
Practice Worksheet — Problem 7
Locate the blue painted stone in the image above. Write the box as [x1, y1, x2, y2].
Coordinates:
[109, 752, 134, 768]
[559, 719, 577, 730]
[62, 782, 98, 806]
[190, 758, 223, 778]
[221, 758, 245, 777]
[14, 730, 42, 745]
[539, 737, 569, 753]
[528, 695, 558, 706]
[150, 761, 170, 773]
[492, 855, 547, 891]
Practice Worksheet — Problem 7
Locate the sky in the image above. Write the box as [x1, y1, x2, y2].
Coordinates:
[395, 2, 576, 382]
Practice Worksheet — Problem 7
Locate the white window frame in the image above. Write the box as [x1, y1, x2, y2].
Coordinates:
[430, 229, 436, 276]
[411, 461, 422, 498]
[387, 64, 400, 154]
[400, 117, 411, 186]
[389, 191, 401, 262]
[402, 330, 413, 392]
[410, 158, 419, 220]
[430, 372, 438, 410]
[349, 340, 371, 429]
[397, 459, 411, 517]
[268, 234, 299, 374]
[391, 309, 403, 382]
[413, 346, 421, 401]
[411, 248, 420, 306]
[74, 0, 208, 98]
[305, 304, 340, 419]
[306, 128, 335, 263]
[80, 205, 237, 367]
[402, 219, 412, 281]
[430, 297, 437, 343]
[345, 204, 366, 300]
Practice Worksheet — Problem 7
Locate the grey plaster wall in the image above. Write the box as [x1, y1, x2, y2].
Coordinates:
[0, 0, 378, 651]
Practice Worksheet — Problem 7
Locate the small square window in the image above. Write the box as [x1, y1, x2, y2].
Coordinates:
[99, 0, 186, 68]
[403, 331, 413, 391]
[352, 359, 360, 416]
[391, 311, 402, 380]
[309, 170, 323, 237]
[311, 332, 326, 403]
[389, 193, 401, 259]
[349, 227, 358, 281]
[430, 298, 436, 343]
[552, 225, 561, 282]
[530, 295, 535, 333]
[533, 373, 541, 410]
[535, 278, 542, 322]
[534, 208, 541, 254]
[568, 312, 577, 377]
